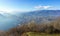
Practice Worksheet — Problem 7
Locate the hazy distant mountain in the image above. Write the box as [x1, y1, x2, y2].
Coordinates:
[0, 11, 20, 30]
[18, 10, 60, 24]
[0, 10, 60, 30]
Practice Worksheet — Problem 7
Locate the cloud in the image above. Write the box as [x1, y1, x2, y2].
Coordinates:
[34, 5, 52, 10]
[0, 8, 14, 13]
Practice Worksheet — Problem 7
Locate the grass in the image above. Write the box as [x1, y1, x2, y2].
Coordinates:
[25, 32, 60, 36]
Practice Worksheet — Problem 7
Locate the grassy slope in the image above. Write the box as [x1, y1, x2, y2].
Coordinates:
[25, 32, 60, 36]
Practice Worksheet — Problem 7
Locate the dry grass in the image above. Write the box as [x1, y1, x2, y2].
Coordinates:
[26, 32, 60, 36]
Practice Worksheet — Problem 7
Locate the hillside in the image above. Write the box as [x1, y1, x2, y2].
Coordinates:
[0, 15, 60, 36]
[0, 17, 60, 36]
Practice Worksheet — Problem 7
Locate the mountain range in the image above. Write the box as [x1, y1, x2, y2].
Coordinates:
[0, 10, 60, 31]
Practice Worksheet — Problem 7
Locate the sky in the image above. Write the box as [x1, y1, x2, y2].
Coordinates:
[0, 0, 60, 13]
